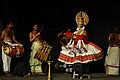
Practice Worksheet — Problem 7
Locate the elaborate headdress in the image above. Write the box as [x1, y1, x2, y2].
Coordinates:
[75, 11, 89, 27]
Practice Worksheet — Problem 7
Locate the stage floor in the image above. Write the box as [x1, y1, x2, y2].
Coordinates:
[0, 73, 120, 80]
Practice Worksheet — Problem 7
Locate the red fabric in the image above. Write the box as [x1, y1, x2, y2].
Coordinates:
[75, 34, 89, 44]
[64, 32, 72, 37]
[59, 52, 103, 63]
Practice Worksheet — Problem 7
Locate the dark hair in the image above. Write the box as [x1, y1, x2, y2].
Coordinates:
[113, 26, 120, 34]
[7, 20, 13, 25]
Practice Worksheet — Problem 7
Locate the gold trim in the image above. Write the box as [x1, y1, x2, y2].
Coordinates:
[75, 11, 89, 26]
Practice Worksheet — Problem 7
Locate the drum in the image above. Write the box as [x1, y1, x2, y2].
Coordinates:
[34, 43, 52, 62]
[3, 45, 24, 57]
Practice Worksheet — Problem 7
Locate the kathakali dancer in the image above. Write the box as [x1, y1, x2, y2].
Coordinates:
[58, 11, 103, 64]
[58, 11, 104, 77]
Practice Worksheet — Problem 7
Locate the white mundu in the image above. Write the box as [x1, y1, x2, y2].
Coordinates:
[105, 46, 120, 75]
[2, 41, 22, 72]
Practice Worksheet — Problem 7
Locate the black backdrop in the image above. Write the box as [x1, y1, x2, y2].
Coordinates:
[0, 0, 120, 73]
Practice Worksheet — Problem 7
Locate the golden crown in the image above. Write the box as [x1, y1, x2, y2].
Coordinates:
[75, 11, 89, 26]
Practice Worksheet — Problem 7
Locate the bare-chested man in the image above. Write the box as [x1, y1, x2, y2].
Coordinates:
[0, 21, 21, 76]
[105, 26, 120, 75]
[29, 24, 45, 76]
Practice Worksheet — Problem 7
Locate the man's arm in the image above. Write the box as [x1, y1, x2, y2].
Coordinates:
[12, 31, 20, 44]
[0, 30, 5, 46]
[29, 32, 34, 42]
[108, 34, 113, 45]
[29, 32, 40, 42]
[117, 34, 120, 46]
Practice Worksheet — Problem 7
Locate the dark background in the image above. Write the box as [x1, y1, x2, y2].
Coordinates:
[0, 0, 120, 73]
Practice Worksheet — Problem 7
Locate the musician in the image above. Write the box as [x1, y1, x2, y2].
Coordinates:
[29, 24, 45, 76]
[105, 26, 120, 75]
[0, 21, 21, 76]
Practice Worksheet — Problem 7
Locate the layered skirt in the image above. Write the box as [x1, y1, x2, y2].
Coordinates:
[58, 42, 103, 64]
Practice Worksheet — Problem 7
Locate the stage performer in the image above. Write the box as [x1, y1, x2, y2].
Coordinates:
[29, 24, 45, 76]
[105, 26, 120, 75]
[0, 20, 22, 76]
[58, 11, 104, 78]
[56, 28, 73, 73]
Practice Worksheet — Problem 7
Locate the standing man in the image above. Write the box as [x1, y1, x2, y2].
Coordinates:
[0, 20, 21, 76]
[29, 24, 45, 75]
[105, 26, 120, 75]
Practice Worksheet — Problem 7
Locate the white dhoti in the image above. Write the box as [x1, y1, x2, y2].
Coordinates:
[2, 46, 11, 72]
[105, 46, 120, 75]
[29, 41, 42, 73]
[2, 41, 22, 72]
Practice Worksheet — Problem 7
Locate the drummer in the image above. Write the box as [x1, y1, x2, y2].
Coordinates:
[28, 24, 46, 76]
[0, 20, 21, 76]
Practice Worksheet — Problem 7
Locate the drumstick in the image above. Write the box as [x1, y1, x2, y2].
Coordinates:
[39, 25, 43, 33]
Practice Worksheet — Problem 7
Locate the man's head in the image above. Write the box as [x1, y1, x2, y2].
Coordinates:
[114, 26, 120, 33]
[33, 24, 38, 31]
[7, 21, 13, 29]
